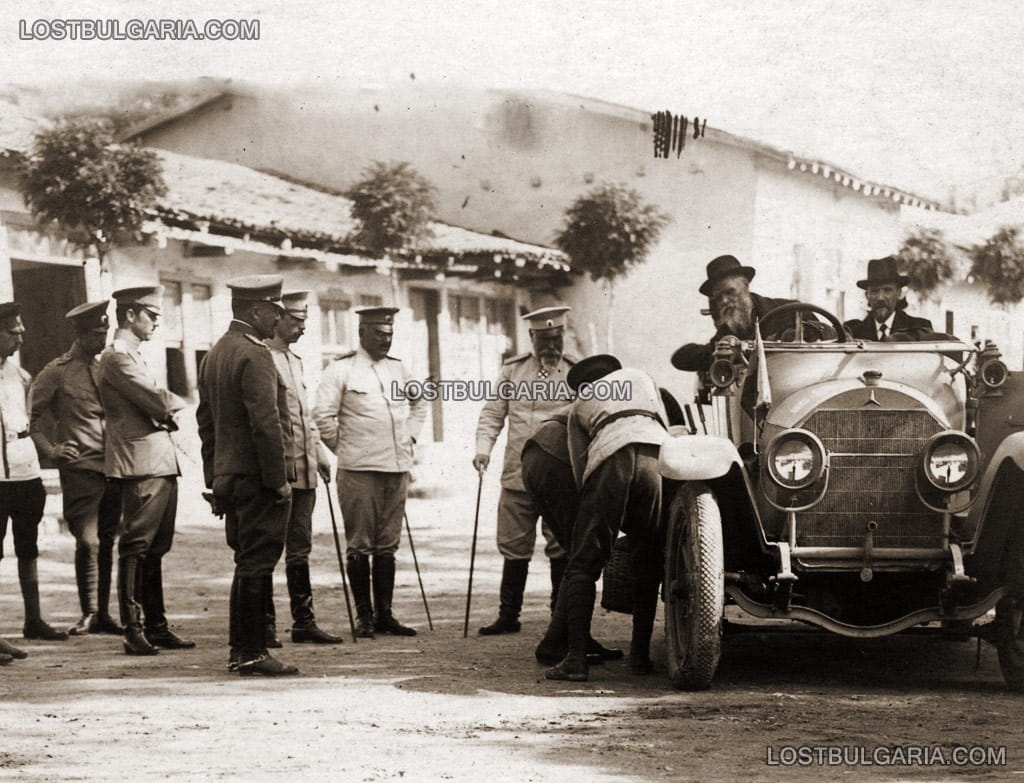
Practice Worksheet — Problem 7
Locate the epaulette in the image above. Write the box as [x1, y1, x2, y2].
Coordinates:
[503, 352, 531, 366]
[243, 334, 269, 348]
[334, 350, 357, 361]
[563, 353, 579, 365]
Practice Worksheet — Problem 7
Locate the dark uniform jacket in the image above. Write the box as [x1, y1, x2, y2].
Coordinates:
[97, 333, 185, 479]
[672, 292, 795, 372]
[29, 342, 106, 473]
[196, 320, 293, 491]
[843, 309, 935, 341]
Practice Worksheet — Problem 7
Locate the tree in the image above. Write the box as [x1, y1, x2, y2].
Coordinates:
[896, 227, 954, 300]
[343, 161, 437, 257]
[555, 183, 670, 351]
[19, 120, 166, 273]
[969, 226, 1024, 305]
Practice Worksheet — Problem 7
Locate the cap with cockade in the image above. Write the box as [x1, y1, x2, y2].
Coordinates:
[65, 301, 110, 332]
[281, 291, 310, 321]
[112, 286, 164, 312]
[226, 275, 284, 307]
[522, 305, 570, 332]
[357, 306, 400, 333]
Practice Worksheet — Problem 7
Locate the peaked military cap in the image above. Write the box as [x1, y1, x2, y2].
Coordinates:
[357, 306, 400, 332]
[112, 286, 164, 311]
[281, 290, 310, 320]
[567, 353, 622, 392]
[522, 305, 570, 332]
[65, 300, 110, 332]
[227, 274, 284, 305]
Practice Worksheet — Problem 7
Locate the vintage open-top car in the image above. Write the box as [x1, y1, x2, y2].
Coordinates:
[658, 302, 1024, 690]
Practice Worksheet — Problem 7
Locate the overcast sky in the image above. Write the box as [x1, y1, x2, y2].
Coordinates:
[1, 0, 1020, 207]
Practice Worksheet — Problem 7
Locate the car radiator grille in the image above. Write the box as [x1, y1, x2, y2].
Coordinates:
[796, 409, 944, 549]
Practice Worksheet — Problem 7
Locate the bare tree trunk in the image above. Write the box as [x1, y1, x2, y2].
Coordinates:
[604, 278, 615, 353]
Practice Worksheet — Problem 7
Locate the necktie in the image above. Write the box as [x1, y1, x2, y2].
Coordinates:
[878, 323, 888, 339]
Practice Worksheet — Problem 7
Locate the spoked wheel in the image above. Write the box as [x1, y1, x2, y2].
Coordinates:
[663, 481, 725, 690]
[995, 596, 1024, 691]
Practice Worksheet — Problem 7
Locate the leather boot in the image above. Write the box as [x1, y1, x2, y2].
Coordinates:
[347, 553, 375, 638]
[228, 571, 240, 671]
[20, 558, 68, 641]
[0, 652, 11, 666]
[372, 554, 416, 636]
[479, 558, 529, 635]
[68, 545, 98, 635]
[545, 576, 593, 682]
[0, 637, 27, 659]
[629, 540, 660, 675]
[236, 575, 298, 677]
[119, 556, 158, 656]
[265, 578, 282, 648]
[287, 562, 342, 644]
[90, 538, 122, 634]
[142, 557, 195, 649]
[549, 556, 567, 614]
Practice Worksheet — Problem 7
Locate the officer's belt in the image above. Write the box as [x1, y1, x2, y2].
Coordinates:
[589, 409, 664, 438]
[4, 430, 28, 443]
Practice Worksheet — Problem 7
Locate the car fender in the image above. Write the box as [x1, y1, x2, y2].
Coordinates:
[971, 432, 1024, 551]
[659, 434, 741, 481]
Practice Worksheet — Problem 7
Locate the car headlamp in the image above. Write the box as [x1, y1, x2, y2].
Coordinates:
[766, 429, 826, 490]
[922, 431, 979, 492]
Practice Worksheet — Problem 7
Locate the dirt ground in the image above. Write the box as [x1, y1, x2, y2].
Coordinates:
[1, 471, 1022, 783]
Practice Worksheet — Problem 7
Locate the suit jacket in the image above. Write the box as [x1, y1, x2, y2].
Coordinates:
[672, 292, 796, 372]
[843, 309, 934, 341]
[196, 320, 293, 490]
[97, 333, 185, 479]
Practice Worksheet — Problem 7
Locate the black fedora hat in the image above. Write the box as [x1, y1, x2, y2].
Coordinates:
[857, 256, 909, 290]
[567, 354, 622, 392]
[699, 255, 756, 296]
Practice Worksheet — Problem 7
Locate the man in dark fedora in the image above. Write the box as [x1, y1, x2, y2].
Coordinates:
[844, 256, 935, 341]
[671, 255, 806, 373]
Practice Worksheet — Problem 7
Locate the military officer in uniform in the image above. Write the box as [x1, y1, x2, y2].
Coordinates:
[844, 256, 936, 341]
[0, 302, 67, 662]
[473, 305, 575, 635]
[266, 291, 341, 645]
[313, 306, 426, 638]
[29, 300, 122, 637]
[197, 275, 297, 676]
[99, 286, 193, 656]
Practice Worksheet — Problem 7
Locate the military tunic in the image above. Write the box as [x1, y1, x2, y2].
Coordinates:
[313, 346, 425, 555]
[0, 357, 45, 561]
[474, 352, 575, 560]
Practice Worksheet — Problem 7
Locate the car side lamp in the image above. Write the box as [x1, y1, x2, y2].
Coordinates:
[709, 336, 745, 390]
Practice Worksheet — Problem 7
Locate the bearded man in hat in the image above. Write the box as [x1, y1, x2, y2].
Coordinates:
[843, 256, 935, 341]
[197, 275, 297, 676]
[265, 291, 341, 645]
[543, 354, 669, 683]
[672, 255, 822, 373]
[313, 306, 426, 638]
[0, 301, 67, 661]
[30, 300, 123, 637]
[99, 286, 193, 656]
[473, 306, 576, 636]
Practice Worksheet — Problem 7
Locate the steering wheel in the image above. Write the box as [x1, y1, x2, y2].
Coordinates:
[758, 302, 847, 344]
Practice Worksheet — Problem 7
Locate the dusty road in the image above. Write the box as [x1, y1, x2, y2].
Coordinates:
[1, 473, 1021, 782]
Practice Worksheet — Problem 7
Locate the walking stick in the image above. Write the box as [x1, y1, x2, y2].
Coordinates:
[324, 486, 358, 643]
[404, 513, 433, 630]
[463, 469, 484, 638]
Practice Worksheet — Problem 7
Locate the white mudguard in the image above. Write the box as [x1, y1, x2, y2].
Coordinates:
[658, 434, 741, 481]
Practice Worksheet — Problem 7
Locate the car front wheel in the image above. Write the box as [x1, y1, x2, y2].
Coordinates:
[664, 481, 725, 690]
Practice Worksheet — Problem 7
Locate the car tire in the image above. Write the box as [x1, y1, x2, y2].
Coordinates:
[664, 481, 724, 690]
[995, 596, 1024, 691]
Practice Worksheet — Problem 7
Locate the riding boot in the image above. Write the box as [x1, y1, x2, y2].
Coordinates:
[372, 554, 416, 636]
[228, 571, 240, 671]
[19, 558, 68, 641]
[535, 570, 570, 664]
[265, 578, 282, 648]
[549, 556, 568, 614]
[347, 553, 375, 638]
[236, 575, 297, 677]
[287, 562, 342, 644]
[68, 546, 97, 635]
[141, 557, 195, 649]
[545, 575, 593, 682]
[479, 558, 529, 635]
[118, 556, 157, 655]
[91, 538, 122, 634]
[629, 541, 660, 675]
